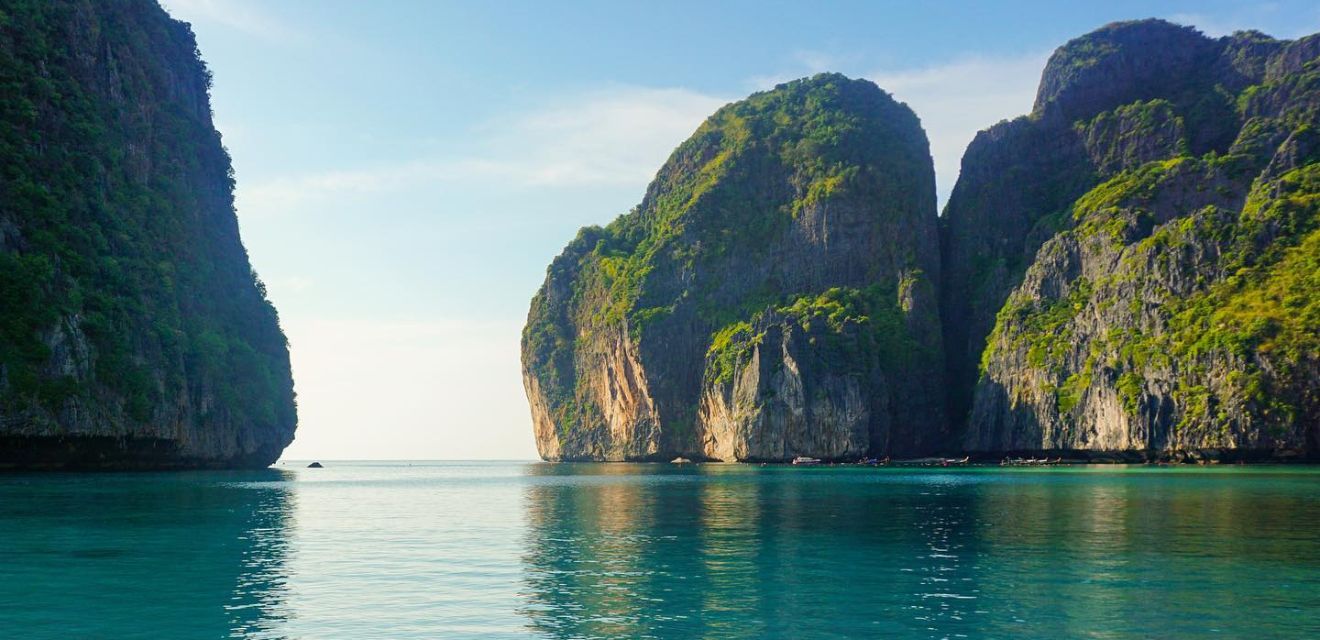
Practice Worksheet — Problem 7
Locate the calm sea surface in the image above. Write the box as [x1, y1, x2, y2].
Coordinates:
[1, 462, 1318, 639]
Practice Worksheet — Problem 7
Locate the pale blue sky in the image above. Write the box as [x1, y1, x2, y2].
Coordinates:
[160, 0, 1320, 460]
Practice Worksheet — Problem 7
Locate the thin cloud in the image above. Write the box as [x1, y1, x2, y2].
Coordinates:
[867, 52, 1049, 207]
[238, 52, 1048, 218]
[160, 0, 302, 43]
[1167, 8, 1320, 39]
[264, 275, 315, 295]
[746, 49, 850, 89]
[238, 158, 561, 215]
[238, 86, 728, 215]
[503, 87, 730, 186]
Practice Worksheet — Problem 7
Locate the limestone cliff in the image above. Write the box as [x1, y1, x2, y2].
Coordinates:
[962, 22, 1320, 458]
[522, 74, 946, 461]
[939, 20, 1240, 433]
[0, 0, 296, 468]
[524, 20, 1320, 462]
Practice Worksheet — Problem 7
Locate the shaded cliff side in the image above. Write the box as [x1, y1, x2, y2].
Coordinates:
[522, 74, 946, 461]
[958, 21, 1319, 457]
[0, 0, 296, 468]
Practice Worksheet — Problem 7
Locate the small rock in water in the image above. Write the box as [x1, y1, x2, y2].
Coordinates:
[307, 461, 324, 468]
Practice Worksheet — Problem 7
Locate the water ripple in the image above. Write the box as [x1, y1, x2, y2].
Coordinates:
[1, 464, 1318, 638]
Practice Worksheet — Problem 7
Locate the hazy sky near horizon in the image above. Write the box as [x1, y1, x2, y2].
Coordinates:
[160, 0, 1320, 460]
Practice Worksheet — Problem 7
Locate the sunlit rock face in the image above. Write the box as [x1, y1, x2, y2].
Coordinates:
[526, 20, 1320, 462]
[522, 74, 947, 461]
[953, 21, 1320, 458]
[0, 1, 296, 468]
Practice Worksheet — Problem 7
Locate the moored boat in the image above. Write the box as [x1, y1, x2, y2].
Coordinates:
[1001, 457, 1064, 466]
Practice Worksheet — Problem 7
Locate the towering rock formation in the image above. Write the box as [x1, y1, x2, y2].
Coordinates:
[522, 74, 947, 461]
[0, 0, 297, 468]
[525, 20, 1319, 462]
[957, 21, 1319, 457]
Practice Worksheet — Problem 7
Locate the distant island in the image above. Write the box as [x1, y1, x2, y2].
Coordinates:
[0, 0, 296, 468]
[521, 20, 1320, 463]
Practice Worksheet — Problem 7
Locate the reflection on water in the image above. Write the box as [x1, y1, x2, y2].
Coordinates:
[0, 470, 294, 639]
[2, 464, 1319, 638]
[519, 465, 986, 638]
[520, 465, 1320, 639]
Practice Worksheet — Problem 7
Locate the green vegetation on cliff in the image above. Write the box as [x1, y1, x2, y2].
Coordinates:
[969, 23, 1319, 453]
[705, 285, 930, 387]
[0, 0, 295, 466]
[522, 73, 945, 460]
[553, 74, 931, 335]
[525, 20, 1319, 460]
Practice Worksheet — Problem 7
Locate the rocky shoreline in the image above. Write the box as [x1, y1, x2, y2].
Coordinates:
[0, 436, 288, 471]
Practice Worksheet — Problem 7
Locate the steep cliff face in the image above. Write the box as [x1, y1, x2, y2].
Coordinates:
[698, 282, 944, 461]
[526, 20, 1319, 462]
[940, 20, 1243, 433]
[962, 23, 1320, 457]
[522, 74, 945, 461]
[0, 1, 296, 468]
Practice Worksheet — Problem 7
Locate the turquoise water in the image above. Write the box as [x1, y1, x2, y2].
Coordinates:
[2, 463, 1318, 639]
